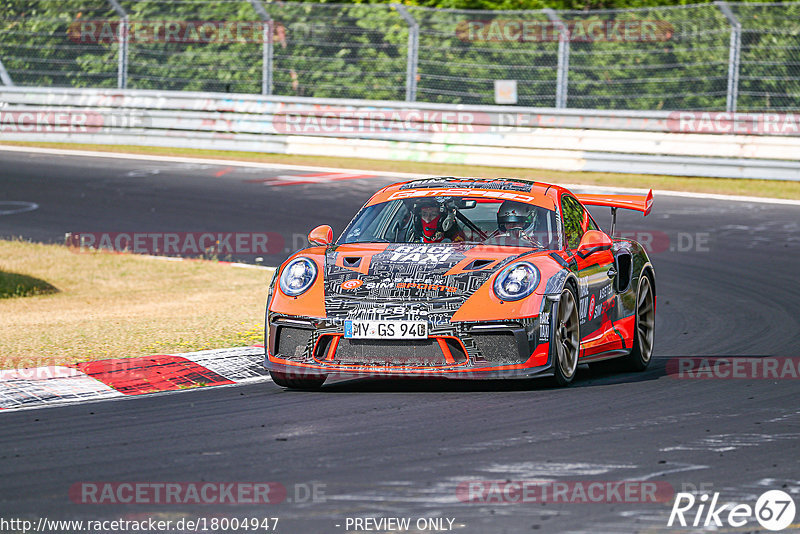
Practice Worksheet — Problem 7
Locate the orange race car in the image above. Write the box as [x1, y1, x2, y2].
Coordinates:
[265, 178, 655, 389]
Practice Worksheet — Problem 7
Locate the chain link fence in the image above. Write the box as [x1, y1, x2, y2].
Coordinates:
[1, 0, 798, 111]
[0, 0, 119, 88]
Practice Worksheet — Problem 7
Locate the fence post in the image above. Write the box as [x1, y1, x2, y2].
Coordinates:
[716, 1, 741, 113]
[248, 0, 273, 95]
[394, 4, 419, 102]
[544, 9, 570, 109]
[0, 58, 14, 86]
[107, 0, 128, 89]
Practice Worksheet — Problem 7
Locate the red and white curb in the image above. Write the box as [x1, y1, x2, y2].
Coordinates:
[0, 346, 270, 412]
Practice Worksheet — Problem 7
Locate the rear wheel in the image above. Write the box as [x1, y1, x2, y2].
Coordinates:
[622, 274, 655, 371]
[269, 370, 327, 390]
[552, 286, 580, 386]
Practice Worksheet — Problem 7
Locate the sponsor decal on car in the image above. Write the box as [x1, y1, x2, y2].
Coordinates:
[599, 282, 613, 300]
[579, 297, 588, 324]
[578, 277, 589, 298]
[539, 311, 551, 341]
[359, 305, 428, 316]
[340, 279, 364, 290]
[388, 245, 456, 264]
[396, 282, 457, 293]
[597, 297, 616, 318]
[400, 178, 535, 192]
[388, 189, 535, 203]
[361, 279, 397, 290]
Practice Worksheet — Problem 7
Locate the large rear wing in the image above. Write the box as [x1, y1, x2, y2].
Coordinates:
[575, 190, 653, 236]
[575, 190, 654, 216]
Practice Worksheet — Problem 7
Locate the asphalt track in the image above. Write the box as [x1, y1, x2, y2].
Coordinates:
[1, 149, 799, 533]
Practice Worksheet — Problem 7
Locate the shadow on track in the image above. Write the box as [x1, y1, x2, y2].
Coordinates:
[276, 358, 669, 394]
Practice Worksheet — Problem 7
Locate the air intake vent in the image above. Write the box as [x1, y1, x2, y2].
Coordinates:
[276, 326, 313, 360]
[614, 251, 633, 293]
[472, 332, 520, 364]
[333, 339, 465, 367]
[464, 259, 495, 271]
[343, 257, 362, 268]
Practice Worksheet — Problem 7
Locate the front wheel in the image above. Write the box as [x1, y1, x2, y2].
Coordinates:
[551, 286, 580, 387]
[269, 370, 327, 390]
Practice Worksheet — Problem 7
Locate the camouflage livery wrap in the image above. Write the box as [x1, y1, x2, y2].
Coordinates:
[265, 178, 656, 384]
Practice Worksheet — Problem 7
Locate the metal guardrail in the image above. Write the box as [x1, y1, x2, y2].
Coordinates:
[1, 1, 799, 111]
[1, 87, 798, 180]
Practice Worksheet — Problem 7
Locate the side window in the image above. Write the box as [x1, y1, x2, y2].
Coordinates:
[582, 207, 600, 233]
[561, 195, 586, 249]
[386, 202, 412, 242]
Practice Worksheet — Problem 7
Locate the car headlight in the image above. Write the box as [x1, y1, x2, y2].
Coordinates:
[493, 262, 539, 301]
[279, 257, 317, 297]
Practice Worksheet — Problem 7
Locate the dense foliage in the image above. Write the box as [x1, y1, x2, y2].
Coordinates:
[1, 0, 797, 111]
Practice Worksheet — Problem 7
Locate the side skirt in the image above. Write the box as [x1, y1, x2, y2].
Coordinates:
[579, 349, 631, 364]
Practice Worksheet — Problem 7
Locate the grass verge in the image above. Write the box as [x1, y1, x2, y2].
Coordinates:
[0, 239, 273, 370]
[2, 141, 799, 201]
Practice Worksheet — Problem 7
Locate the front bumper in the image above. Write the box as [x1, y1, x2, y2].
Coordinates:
[264, 310, 555, 380]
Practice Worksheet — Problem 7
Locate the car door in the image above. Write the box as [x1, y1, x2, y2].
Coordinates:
[560, 194, 621, 356]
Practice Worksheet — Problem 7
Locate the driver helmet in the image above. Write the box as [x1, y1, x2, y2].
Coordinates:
[416, 199, 443, 241]
[497, 200, 536, 233]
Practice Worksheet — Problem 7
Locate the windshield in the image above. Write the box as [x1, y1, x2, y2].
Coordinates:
[339, 197, 560, 249]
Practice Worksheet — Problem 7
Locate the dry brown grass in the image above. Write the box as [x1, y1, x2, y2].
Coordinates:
[0, 239, 273, 370]
[2, 141, 799, 200]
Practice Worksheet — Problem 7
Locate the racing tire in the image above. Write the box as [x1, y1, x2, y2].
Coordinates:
[551, 285, 580, 387]
[270, 370, 327, 390]
[621, 273, 655, 371]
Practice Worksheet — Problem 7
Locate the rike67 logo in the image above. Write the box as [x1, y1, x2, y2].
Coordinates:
[668, 490, 796, 531]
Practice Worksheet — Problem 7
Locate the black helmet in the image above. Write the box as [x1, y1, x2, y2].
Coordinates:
[414, 197, 441, 210]
[497, 201, 535, 232]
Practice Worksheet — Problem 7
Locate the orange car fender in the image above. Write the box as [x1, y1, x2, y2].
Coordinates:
[451, 255, 567, 322]
[269, 248, 327, 318]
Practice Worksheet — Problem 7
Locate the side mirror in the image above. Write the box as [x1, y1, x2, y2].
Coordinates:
[577, 230, 612, 256]
[308, 225, 334, 246]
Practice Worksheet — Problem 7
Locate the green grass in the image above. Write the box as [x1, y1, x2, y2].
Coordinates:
[0, 239, 273, 369]
[0, 270, 59, 299]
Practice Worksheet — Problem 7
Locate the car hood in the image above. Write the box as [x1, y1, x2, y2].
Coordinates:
[323, 242, 540, 303]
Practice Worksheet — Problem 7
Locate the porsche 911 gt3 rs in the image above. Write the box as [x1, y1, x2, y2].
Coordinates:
[265, 177, 656, 389]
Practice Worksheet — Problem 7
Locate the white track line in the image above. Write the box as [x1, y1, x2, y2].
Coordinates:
[1, 144, 798, 206]
[0, 144, 426, 178]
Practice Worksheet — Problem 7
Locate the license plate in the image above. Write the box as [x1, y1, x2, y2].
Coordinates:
[344, 320, 427, 339]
